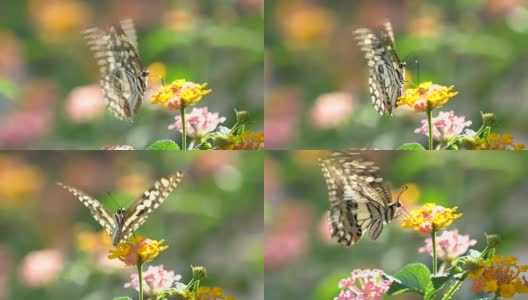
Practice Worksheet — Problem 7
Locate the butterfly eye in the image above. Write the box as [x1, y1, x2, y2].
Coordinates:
[141, 70, 149, 77]
[117, 208, 126, 215]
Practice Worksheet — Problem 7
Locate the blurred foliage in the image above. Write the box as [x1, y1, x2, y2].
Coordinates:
[0, 151, 263, 300]
[0, 0, 263, 149]
[264, 151, 528, 299]
[265, 0, 528, 149]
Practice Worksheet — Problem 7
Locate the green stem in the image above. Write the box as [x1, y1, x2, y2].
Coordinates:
[427, 108, 433, 150]
[440, 272, 467, 300]
[180, 105, 187, 150]
[432, 229, 437, 275]
[492, 293, 499, 300]
[227, 121, 240, 136]
[137, 259, 144, 300]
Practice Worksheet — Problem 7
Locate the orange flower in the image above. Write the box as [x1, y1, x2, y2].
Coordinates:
[397, 82, 458, 112]
[473, 133, 525, 150]
[401, 203, 462, 234]
[226, 131, 264, 150]
[108, 236, 168, 266]
[471, 255, 528, 298]
[196, 286, 235, 300]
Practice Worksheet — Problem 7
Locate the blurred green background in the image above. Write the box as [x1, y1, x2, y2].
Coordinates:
[264, 151, 528, 299]
[0, 151, 263, 299]
[265, 0, 528, 149]
[0, 0, 263, 149]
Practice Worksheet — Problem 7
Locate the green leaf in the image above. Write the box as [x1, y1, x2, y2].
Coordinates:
[112, 297, 132, 300]
[398, 143, 426, 150]
[424, 268, 461, 300]
[386, 263, 431, 295]
[147, 140, 181, 150]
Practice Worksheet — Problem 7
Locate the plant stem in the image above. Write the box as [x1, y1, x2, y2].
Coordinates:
[137, 259, 144, 300]
[180, 105, 187, 150]
[492, 293, 499, 300]
[432, 229, 437, 275]
[427, 108, 433, 150]
[440, 272, 467, 300]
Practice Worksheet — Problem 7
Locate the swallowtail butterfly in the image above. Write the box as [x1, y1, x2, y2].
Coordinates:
[58, 172, 183, 246]
[354, 21, 405, 117]
[319, 151, 402, 246]
[82, 19, 148, 121]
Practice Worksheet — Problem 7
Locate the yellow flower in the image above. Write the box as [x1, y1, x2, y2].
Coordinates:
[397, 82, 458, 112]
[108, 236, 168, 266]
[401, 203, 462, 234]
[473, 133, 525, 150]
[466, 259, 488, 280]
[225, 131, 265, 150]
[150, 79, 211, 110]
[196, 286, 235, 300]
[471, 255, 528, 298]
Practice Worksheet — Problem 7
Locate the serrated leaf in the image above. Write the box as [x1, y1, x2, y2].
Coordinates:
[386, 263, 431, 295]
[147, 140, 181, 150]
[398, 143, 426, 150]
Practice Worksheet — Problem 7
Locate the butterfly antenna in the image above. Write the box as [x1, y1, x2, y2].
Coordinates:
[106, 192, 122, 209]
[395, 186, 412, 218]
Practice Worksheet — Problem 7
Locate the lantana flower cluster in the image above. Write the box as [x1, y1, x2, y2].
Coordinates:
[392, 81, 525, 150]
[334, 203, 527, 299]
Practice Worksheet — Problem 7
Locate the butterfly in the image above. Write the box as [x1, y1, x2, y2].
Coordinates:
[82, 19, 148, 121]
[319, 151, 402, 246]
[58, 172, 183, 246]
[354, 21, 405, 117]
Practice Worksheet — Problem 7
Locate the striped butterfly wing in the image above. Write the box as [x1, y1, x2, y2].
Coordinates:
[319, 151, 400, 246]
[57, 183, 116, 235]
[82, 19, 148, 122]
[58, 172, 183, 246]
[118, 172, 184, 244]
[354, 21, 405, 117]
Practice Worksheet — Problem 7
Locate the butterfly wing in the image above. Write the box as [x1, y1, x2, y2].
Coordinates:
[82, 20, 146, 121]
[355, 22, 405, 117]
[118, 172, 184, 243]
[57, 183, 116, 235]
[320, 151, 393, 246]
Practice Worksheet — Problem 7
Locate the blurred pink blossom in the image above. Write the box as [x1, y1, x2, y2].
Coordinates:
[336, 269, 393, 300]
[311, 92, 355, 129]
[265, 88, 303, 148]
[264, 232, 307, 271]
[168, 107, 226, 137]
[0, 111, 50, 148]
[419, 229, 477, 261]
[264, 201, 312, 270]
[65, 85, 105, 122]
[101, 145, 134, 150]
[19, 249, 64, 287]
[124, 265, 182, 296]
[414, 111, 472, 144]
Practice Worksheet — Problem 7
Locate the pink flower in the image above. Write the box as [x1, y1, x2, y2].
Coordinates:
[311, 92, 355, 129]
[418, 229, 477, 261]
[414, 111, 472, 143]
[0, 111, 50, 148]
[168, 107, 226, 138]
[101, 145, 134, 150]
[65, 85, 105, 122]
[19, 249, 64, 287]
[124, 265, 182, 297]
[335, 269, 393, 300]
